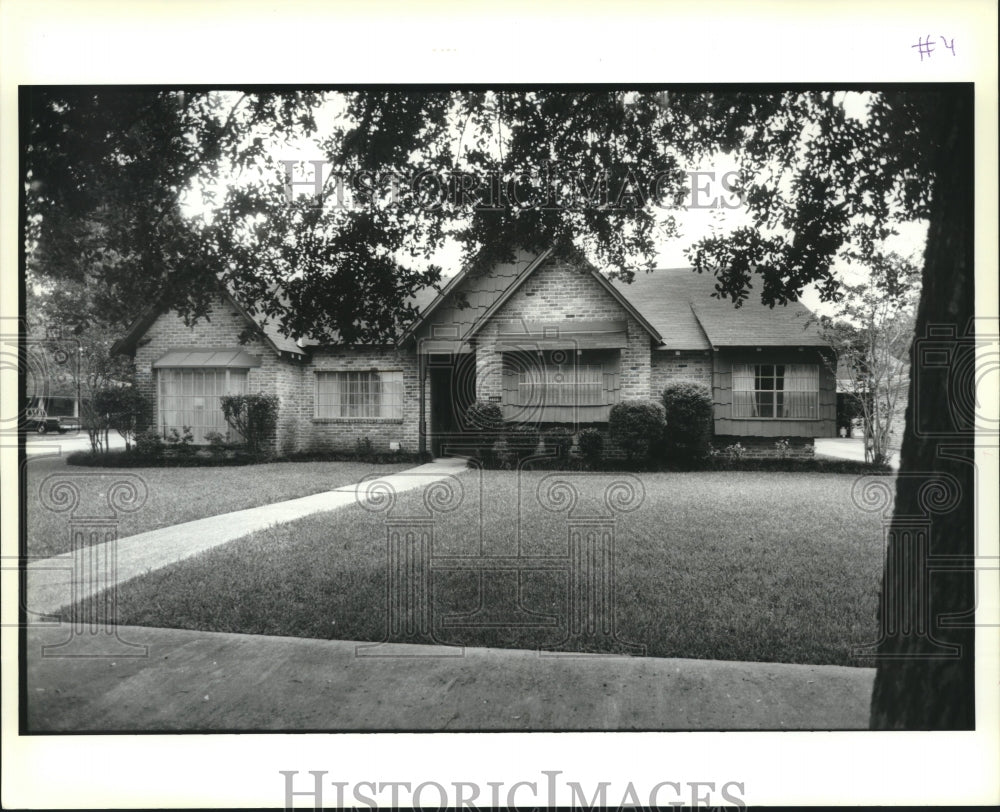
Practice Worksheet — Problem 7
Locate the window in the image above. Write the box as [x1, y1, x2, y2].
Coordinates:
[518, 361, 605, 406]
[315, 370, 404, 420]
[157, 368, 248, 441]
[732, 363, 819, 419]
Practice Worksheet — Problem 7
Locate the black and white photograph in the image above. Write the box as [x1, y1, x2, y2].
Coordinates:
[2, 1, 997, 809]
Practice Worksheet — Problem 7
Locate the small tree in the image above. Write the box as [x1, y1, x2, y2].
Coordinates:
[92, 386, 151, 452]
[819, 252, 919, 466]
[661, 380, 713, 466]
[608, 399, 666, 462]
[220, 393, 279, 456]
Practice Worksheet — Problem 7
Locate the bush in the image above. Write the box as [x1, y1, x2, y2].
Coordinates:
[704, 456, 892, 474]
[544, 426, 574, 458]
[355, 435, 375, 456]
[67, 449, 258, 467]
[609, 399, 665, 460]
[577, 427, 604, 467]
[92, 385, 151, 451]
[465, 400, 504, 459]
[508, 423, 541, 457]
[220, 393, 279, 456]
[165, 426, 195, 456]
[134, 429, 165, 457]
[661, 380, 713, 465]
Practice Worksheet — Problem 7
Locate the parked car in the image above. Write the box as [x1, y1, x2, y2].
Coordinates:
[21, 407, 81, 434]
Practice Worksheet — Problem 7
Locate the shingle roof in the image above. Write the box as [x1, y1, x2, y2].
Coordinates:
[611, 268, 828, 350]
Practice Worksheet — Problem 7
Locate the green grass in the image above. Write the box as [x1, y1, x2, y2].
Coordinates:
[25, 459, 411, 557]
[67, 471, 889, 666]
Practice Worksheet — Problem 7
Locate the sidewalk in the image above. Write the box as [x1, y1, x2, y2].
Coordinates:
[26, 457, 469, 618]
[25, 624, 875, 731]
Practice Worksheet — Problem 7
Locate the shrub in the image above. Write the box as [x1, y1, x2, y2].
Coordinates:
[92, 385, 151, 451]
[355, 435, 375, 456]
[465, 400, 504, 458]
[490, 438, 515, 469]
[661, 380, 713, 465]
[710, 441, 745, 459]
[134, 428, 165, 457]
[165, 426, 195, 456]
[608, 399, 665, 460]
[577, 427, 604, 467]
[203, 430, 233, 457]
[544, 426, 574, 458]
[508, 423, 541, 457]
[220, 393, 279, 456]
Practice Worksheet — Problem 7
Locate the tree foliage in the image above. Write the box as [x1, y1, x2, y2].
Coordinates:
[219, 393, 280, 456]
[92, 386, 151, 452]
[819, 253, 919, 465]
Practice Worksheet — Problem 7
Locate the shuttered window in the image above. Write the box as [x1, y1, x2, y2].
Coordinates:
[315, 370, 404, 420]
[157, 368, 248, 442]
[502, 350, 620, 422]
[732, 363, 819, 418]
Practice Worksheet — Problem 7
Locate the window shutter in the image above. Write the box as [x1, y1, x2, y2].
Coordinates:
[602, 355, 621, 405]
[384, 370, 403, 420]
[732, 363, 754, 418]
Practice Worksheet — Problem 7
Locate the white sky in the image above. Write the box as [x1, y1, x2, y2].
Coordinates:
[182, 91, 928, 319]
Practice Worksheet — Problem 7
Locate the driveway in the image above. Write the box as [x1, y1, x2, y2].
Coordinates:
[23, 431, 126, 458]
[814, 438, 899, 470]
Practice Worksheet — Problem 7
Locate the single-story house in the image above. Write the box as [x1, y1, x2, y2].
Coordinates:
[113, 248, 836, 456]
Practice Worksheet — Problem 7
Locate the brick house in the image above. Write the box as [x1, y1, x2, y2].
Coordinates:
[113, 248, 836, 456]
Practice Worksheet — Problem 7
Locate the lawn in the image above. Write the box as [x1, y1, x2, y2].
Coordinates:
[67, 470, 890, 666]
[24, 458, 411, 557]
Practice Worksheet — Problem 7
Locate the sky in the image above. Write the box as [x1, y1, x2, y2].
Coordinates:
[182, 90, 929, 319]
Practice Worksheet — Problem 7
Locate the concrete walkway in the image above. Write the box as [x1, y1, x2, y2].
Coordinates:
[27, 457, 469, 617]
[814, 437, 900, 470]
[24, 624, 875, 731]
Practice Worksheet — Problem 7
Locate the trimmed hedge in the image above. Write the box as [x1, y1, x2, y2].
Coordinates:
[661, 380, 713, 464]
[67, 448, 432, 468]
[609, 399, 666, 460]
[67, 450, 259, 468]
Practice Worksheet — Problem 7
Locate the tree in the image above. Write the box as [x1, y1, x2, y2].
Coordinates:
[92, 386, 150, 452]
[219, 393, 279, 456]
[819, 253, 920, 465]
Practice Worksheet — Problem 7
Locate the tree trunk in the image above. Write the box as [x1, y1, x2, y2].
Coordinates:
[869, 89, 976, 729]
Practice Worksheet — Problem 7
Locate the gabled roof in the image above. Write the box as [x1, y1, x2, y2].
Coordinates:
[405, 247, 663, 347]
[611, 268, 828, 350]
[400, 249, 554, 345]
[111, 288, 309, 359]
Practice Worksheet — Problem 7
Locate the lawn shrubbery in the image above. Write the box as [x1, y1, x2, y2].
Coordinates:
[661, 380, 713, 466]
[507, 423, 541, 457]
[577, 427, 604, 467]
[543, 426, 574, 458]
[220, 393, 279, 456]
[609, 399, 666, 462]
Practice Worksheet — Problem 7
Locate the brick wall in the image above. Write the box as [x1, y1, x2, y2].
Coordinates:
[300, 346, 421, 454]
[472, 257, 653, 401]
[132, 295, 303, 453]
[650, 350, 713, 395]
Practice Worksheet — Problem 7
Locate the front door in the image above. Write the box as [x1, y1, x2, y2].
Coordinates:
[428, 353, 476, 456]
